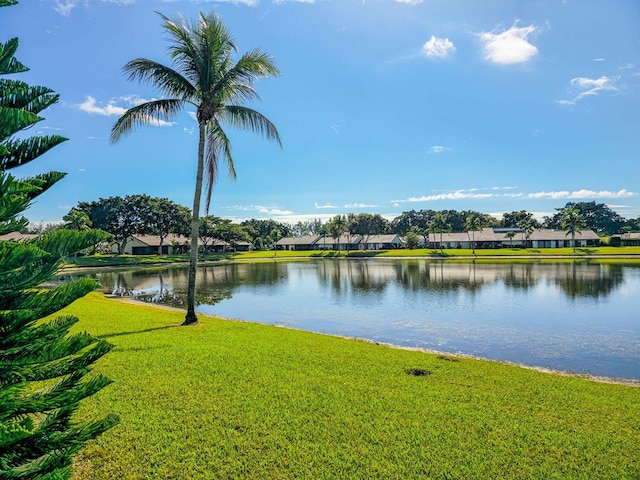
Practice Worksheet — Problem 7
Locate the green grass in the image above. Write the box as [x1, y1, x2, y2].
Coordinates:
[63, 293, 639, 479]
[65, 246, 640, 269]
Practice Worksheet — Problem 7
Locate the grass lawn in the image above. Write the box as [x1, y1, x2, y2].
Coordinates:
[65, 246, 640, 269]
[63, 293, 639, 479]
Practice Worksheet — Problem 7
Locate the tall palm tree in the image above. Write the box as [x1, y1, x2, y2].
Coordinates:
[430, 212, 451, 253]
[464, 213, 483, 255]
[560, 208, 587, 251]
[111, 12, 281, 325]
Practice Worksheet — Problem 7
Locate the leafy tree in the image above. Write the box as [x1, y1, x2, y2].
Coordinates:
[544, 201, 623, 236]
[350, 213, 390, 242]
[0, 4, 117, 475]
[391, 209, 435, 235]
[408, 225, 428, 248]
[213, 219, 251, 252]
[405, 231, 420, 250]
[62, 208, 92, 231]
[198, 215, 222, 253]
[146, 197, 191, 254]
[111, 11, 281, 325]
[560, 208, 587, 251]
[76, 195, 148, 254]
[501, 210, 540, 229]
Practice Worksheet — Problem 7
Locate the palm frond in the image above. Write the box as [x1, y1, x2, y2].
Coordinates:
[204, 119, 235, 213]
[221, 105, 282, 147]
[110, 98, 185, 143]
[122, 58, 195, 100]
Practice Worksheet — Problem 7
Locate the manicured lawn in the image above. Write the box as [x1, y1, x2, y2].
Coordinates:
[64, 293, 639, 479]
[65, 246, 640, 269]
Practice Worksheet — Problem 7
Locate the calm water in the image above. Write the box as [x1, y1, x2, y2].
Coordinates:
[68, 260, 640, 380]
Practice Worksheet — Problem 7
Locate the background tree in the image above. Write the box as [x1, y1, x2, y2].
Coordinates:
[464, 213, 484, 254]
[429, 212, 451, 252]
[269, 227, 282, 256]
[241, 219, 290, 251]
[111, 11, 281, 325]
[0, 4, 117, 475]
[544, 201, 623, 236]
[76, 195, 148, 254]
[517, 218, 536, 248]
[408, 225, 428, 248]
[501, 210, 541, 229]
[198, 214, 222, 253]
[146, 197, 191, 254]
[62, 207, 92, 231]
[351, 213, 390, 246]
[213, 219, 252, 252]
[560, 208, 587, 251]
[329, 215, 346, 250]
[405, 231, 420, 250]
[504, 230, 516, 248]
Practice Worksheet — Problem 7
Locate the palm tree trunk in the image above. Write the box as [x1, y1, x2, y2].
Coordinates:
[184, 122, 206, 325]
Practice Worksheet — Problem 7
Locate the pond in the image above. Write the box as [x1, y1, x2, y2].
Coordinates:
[66, 259, 640, 380]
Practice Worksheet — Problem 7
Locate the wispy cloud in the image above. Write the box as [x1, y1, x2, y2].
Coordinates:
[477, 23, 539, 65]
[421, 36, 455, 59]
[75, 96, 175, 127]
[556, 76, 619, 106]
[344, 203, 378, 209]
[396, 0, 423, 4]
[54, 0, 135, 15]
[315, 202, 338, 209]
[429, 145, 451, 154]
[526, 189, 634, 199]
[330, 119, 345, 135]
[393, 187, 635, 203]
[225, 205, 293, 215]
[274, 0, 315, 3]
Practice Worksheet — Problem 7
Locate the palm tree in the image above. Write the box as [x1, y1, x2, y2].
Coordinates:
[560, 208, 587, 251]
[111, 12, 281, 325]
[517, 219, 535, 249]
[504, 230, 516, 248]
[430, 212, 451, 253]
[464, 213, 483, 255]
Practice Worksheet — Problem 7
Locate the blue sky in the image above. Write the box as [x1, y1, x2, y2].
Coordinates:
[4, 0, 639, 225]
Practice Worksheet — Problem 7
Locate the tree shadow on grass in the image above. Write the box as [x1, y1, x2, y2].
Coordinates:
[97, 325, 177, 340]
[575, 248, 598, 255]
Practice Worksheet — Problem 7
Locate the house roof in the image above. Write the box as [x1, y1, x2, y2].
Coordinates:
[0, 232, 38, 241]
[433, 228, 599, 243]
[276, 235, 321, 246]
[614, 232, 640, 240]
[363, 234, 401, 243]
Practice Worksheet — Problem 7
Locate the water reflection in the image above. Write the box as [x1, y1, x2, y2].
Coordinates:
[64, 260, 640, 379]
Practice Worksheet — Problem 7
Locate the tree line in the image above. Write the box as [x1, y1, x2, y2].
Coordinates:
[44, 196, 640, 253]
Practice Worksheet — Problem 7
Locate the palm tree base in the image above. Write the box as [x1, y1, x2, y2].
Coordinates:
[182, 312, 199, 326]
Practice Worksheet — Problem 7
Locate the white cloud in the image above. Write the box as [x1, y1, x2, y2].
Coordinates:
[53, 0, 78, 16]
[556, 76, 619, 105]
[478, 23, 539, 65]
[315, 202, 338, 209]
[274, 0, 315, 3]
[422, 36, 456, 59]
[526, 189, 634, 199]
[76, 96, 127, 116]
[344, 203, 378, 209]
[396, 0, 423, 4]
[429, 145, 451, 154]
[392, 187, 635, 204]
[593, 58, 605, 62]
[76, 96, 175, 127]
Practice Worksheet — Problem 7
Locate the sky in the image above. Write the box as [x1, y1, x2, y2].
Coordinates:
[3, 0, 639, 226]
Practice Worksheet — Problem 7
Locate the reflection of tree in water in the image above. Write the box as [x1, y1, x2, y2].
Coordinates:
[554, 263, 625, 299]
[94, 263, 288, 308]
[502, 263, 537, 291]
[395, 261, 485, 294]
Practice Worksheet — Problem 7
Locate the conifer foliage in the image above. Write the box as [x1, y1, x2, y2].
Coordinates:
[1, 2, 118, 478]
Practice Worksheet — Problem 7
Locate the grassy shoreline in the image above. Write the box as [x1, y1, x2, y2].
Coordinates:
[64, 293, 639, 479]
[65, 246, 640, 269]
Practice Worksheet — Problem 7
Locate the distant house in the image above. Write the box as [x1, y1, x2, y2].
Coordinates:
[361, 234, 403, 250]
[611, 232, 640, 246]
[0, 232, 37, 242]
[112, 234, 191, 255]
[322, 234, 363, 251]
[276, 235, 322, 251]
[427, 228, 600, 249]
